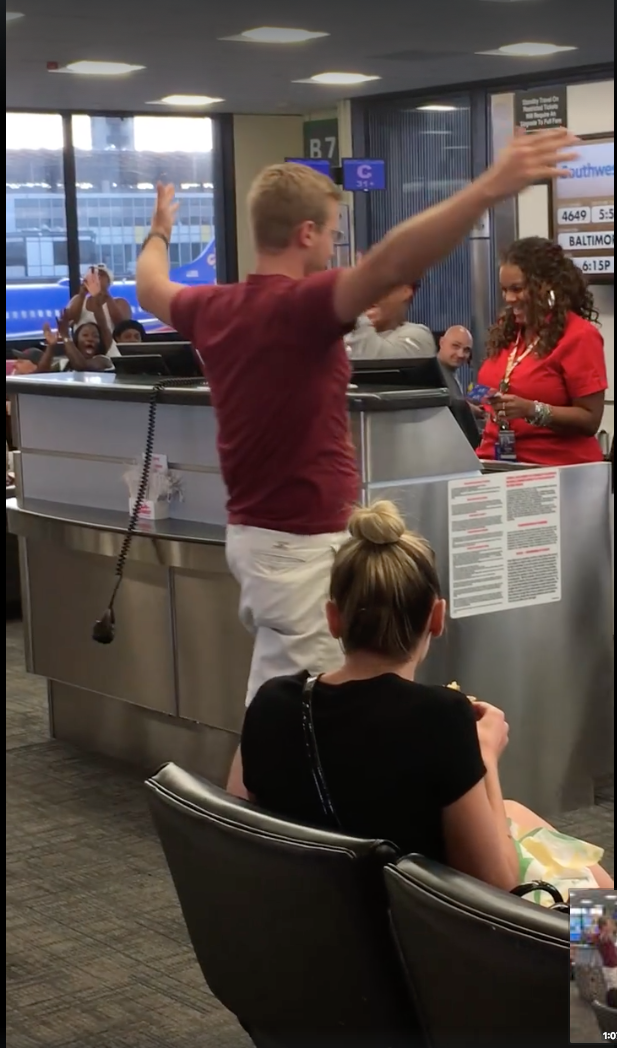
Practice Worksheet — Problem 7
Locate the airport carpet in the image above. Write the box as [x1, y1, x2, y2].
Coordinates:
[6, 619, 614, 1048]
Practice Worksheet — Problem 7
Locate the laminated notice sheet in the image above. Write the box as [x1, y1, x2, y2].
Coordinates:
[448, 469, 562, 620]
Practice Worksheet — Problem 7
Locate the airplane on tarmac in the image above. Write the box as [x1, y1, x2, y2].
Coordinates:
[6, 239, 216, 341]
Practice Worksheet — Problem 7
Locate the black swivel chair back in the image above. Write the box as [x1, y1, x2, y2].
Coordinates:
[592, 999, 617, 1035]
[146, 763, 422, 1048]
[385, 856, 570, 1048]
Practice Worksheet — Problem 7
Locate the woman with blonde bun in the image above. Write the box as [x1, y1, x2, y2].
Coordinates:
[241, 501, 612, 897]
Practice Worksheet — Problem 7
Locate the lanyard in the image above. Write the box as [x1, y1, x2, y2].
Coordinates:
[500, 334, 540, 393]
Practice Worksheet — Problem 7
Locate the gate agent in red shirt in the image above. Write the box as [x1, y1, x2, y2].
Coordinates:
[136, 128, 579, 797]
[477, 237, 607, 466]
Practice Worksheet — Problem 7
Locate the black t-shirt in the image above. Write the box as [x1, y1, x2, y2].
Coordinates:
[241, 671, 486, 862]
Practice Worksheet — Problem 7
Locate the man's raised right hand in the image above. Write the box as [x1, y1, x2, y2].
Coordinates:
[482, 126, 579, 202]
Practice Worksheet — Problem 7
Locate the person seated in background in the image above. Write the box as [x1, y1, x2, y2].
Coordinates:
[437, 325, 473, 390]
[477, 237, 607, 466]
[11, 348, 45, 375]
[11, 342, 61, 376]
[41, 311, 116, 372]
[240, 500, 613, 899]
[9, 297, 120, 377]
[113, 319, 147, 344]
[345, 283, 436, 359]
[437, 326, 484, 425]
[66, 264, 131, 338]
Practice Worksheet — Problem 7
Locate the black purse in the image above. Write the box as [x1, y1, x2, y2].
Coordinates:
[301, 674, 342, 830]
[510, 881, 570, 912]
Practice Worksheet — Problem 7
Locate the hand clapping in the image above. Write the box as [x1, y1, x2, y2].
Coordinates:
[83, 268, 102, 300]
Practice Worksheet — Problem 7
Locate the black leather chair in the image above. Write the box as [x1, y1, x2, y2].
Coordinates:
[145, 763, 423, 1048]
[592, 999, 617, 1035]
[385, 856, 570, 1048]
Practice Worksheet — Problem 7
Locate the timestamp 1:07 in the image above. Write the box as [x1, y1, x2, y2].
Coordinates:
[602, 1033, 617, 1040]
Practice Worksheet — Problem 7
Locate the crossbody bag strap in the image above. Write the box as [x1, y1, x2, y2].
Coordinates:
[301, 674, 341, 830]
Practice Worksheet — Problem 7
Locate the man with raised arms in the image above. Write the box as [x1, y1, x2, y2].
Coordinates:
[136, 128, 578, 796]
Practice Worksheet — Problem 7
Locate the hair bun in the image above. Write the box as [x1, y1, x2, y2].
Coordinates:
[349, 500, 406, 546]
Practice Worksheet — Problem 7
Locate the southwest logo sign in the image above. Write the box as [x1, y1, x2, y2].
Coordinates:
[562, 162, 614, 178]
[555, 141, 614, 202]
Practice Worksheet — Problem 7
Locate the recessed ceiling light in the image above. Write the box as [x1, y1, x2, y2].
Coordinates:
[232, 26, 328, 44]
[480, 42, 577, 57]
[58, 61, 145, 76]
[6, 11, 24, 20]
[301, 72, 381, 86]
[417, 104, 458, 112]
[149, 95, 224, 106]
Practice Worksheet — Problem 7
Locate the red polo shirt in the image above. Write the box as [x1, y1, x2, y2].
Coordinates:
[171, 270, 358, 535]
[477, 313, 607, 466]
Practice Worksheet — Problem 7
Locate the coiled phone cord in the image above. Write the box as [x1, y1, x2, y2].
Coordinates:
[92, 377, 204, 644]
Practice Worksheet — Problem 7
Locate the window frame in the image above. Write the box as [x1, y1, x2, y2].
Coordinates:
[6, 108, 236, 313]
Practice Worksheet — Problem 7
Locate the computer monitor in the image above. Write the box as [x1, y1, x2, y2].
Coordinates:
[113, 354, 170, 377]
[118, 342, 201, 378]
[351, 357, 480, 449]
[285, 158, 331, 177]
[342, 158, 386, 192]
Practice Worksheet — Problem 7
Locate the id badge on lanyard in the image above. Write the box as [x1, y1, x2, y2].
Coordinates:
[493, 335, 537, 463]
[495, 427, 517, 462]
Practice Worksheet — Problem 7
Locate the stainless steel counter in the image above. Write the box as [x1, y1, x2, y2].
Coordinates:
[5, 369, 451, 412]
[6, 372, 614, 811]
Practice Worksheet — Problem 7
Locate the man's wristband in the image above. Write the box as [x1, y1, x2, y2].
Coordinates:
[142, 232, 170, 251]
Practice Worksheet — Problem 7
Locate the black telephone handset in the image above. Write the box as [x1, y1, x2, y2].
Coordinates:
[92, 377, 204, 644]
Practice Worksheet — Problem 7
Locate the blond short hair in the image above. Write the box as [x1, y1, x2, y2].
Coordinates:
[331, 501, 441, 661]
[247, 163, 341, 251]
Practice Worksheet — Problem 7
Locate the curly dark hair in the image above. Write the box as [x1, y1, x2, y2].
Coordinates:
[487, 237, 600, 358]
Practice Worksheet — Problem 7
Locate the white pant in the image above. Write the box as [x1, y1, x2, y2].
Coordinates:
[604, 967, 617, 990]
[226, 525, 348, 705]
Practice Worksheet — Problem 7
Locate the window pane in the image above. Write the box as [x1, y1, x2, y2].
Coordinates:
[72, 115, 217, 335]
[6, 113, 71, 341]
[362, 95, 473, 336]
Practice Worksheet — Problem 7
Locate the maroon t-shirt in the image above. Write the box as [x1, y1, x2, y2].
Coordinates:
[596, 936, 617, 968]
[170, 270, 358, 535]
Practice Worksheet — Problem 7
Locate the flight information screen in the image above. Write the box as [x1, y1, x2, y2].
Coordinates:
[285, 158, 331, 176]
[552, 134, 614, 280]
[342, 158, 386, 192]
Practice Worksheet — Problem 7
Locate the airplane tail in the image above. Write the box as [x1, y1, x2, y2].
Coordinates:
[169, 239, 216, 285]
